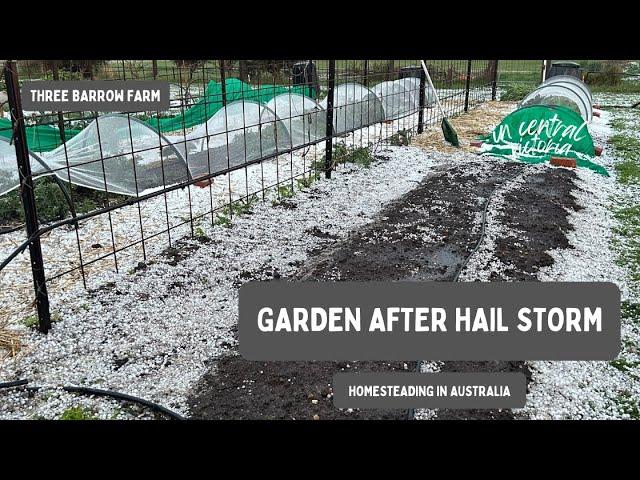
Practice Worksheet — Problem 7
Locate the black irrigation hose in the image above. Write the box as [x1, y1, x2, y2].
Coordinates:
[0, 379, 28, 389]
[406, 169, 522, 421]
[63, 386, 185, 420]
[0, 224, 25, 235]
[0, 379, 185, 420]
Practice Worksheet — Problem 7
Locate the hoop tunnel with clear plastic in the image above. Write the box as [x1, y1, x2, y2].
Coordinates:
[1, 78, 428, 198]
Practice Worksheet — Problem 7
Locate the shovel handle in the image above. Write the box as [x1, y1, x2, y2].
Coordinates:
[421, 60, 446, 119]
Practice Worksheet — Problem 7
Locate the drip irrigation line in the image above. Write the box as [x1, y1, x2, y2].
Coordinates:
[0, 379, 184, 420]
[62, 386, 185, 420]
[0, 224, 24, 235]
[0, 379, 28, 389]
[406, 168, 522, 421]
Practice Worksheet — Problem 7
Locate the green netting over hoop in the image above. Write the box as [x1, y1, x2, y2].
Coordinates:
[479, 105, 608, 176]
[145, 79, 312, 133]
[0, 117, 81, 153]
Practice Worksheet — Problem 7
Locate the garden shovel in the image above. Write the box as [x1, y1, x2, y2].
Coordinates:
[420, 60, 460, 147]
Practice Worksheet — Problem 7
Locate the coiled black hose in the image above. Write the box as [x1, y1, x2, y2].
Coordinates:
[0, 379, 184, 420]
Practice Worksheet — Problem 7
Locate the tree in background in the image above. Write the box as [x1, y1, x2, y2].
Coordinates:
[173, 60, 208, 102]
[50, 60, 106, 80]
[583, 60, 629, 86]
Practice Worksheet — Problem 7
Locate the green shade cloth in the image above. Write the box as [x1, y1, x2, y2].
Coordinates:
[145, 78, 313, 133]
[0, 117, 81, 152]
[0, 79, 313, 151]
[479, 105, 608, 176]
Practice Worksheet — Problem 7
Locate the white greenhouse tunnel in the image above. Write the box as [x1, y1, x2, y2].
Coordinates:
[543, 75, 593, 104]
[0, 136, 51, 195]
[520, 77, 593, 122]
[0, 77, 435, 198]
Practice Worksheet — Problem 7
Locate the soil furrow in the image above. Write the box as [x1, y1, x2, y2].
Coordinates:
[187, 161, 579, 420]
[434, 167, 580, 419]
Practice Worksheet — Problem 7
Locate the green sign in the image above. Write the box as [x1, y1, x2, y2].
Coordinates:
[480, 105, 607, 176]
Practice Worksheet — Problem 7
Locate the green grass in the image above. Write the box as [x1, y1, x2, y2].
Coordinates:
[500, 83, 537, 101]
[610, 133, 640, 282]
[609, 112, 640, 321]
[613, 202, 640, 284]
[610, 133, 640, 157]
[615, 160, 640, 185]
[609, 134, 640, 184]
[615, 391, 640, 419]
[590, 82, 640, 94]
[496, 60, 543, 84]
[609, 117, 629, 131]
[610, 358, 640, 373]
[621, 301, 640, 323]
[60, 406, 97, 420]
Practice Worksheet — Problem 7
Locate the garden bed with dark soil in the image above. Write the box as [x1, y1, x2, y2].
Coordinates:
[187, 160, 580, 420]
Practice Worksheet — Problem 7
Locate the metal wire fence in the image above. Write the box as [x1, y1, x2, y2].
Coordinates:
[495, 60, 544, 86]
[0, 59, 497, 331]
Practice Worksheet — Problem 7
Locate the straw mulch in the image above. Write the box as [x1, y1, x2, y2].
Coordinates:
[413, 101, 517, 154]
[0, 319, 21, 359]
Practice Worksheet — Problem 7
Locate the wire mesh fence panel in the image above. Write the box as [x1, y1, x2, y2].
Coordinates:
[0, 59, 496, 327]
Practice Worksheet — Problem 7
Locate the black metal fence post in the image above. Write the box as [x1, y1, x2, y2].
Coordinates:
[50, 61, 67, 144]
[362, 59, 369, 88]
[4, 61, 51, 333]
[219, 60, 227, 107]
[491, 60, 499, 101]
[464, 60, 472, 112]
[417, 67, 426, 134]
[324, 59, 335, 179]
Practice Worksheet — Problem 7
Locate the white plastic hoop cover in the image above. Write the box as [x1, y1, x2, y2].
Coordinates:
[266, 93, 325, 148]
[543, 75, 593, 103]
[392, 78, 436, 107]
[520, 84, 592, 122]
[320, 83, 385, 134]
[179, 100, 292, 178]
[372, 81, 416, 120]
[0, 136, 51, 196]
[41, 114, 189, 196]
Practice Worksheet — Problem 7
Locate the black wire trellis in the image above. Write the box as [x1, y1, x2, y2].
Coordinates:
[0, 59, 498, 332]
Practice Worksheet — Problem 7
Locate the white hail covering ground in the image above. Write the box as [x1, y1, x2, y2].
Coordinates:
[437, 104, 639, 420]
[0, 100, 460, 326]
[0, 145, 448, 419]
[520, 108, 640, 420]
[16, 89, 635, 421]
